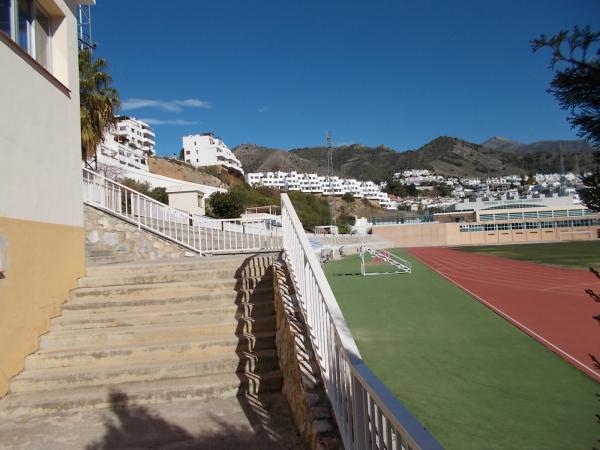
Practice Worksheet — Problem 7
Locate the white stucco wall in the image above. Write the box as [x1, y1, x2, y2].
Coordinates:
[0, 0, 82, 227]
[167, 190, 206, 216]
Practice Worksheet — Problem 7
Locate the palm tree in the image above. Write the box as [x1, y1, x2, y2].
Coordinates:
[79, 49, 120, 163]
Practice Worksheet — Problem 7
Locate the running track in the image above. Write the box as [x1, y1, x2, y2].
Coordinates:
[409, 247, 600, 383]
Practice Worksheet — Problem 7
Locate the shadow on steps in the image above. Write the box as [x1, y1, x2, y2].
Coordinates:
[233, 253, 303, 446]
[86, 389, 302, 450]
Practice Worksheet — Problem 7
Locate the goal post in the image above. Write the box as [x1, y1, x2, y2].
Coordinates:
[359, 245, 412, 276]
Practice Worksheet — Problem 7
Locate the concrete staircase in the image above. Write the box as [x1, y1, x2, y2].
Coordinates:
[0, 254, 304, 449]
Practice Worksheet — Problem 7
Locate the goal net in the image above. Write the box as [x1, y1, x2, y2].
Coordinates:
[360, 246, 412, 276]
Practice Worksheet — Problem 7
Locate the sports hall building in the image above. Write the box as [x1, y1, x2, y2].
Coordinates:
[373, 193, 600, 247]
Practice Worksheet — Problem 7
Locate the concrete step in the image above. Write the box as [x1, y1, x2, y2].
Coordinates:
[70, 277, 272, 301]
[39, 316, 277, 350]
[63, 285, 274, 311]
[0, 370, 283, 418]
[85, 254, 277, 277]
[11, 349, 279, 394]
[78, 266, 273, 288]
[52, 309, 276, 332]
[53, 301, 276, 330]
[26, 331, 277, 370]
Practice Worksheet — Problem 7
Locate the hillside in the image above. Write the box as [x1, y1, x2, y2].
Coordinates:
[149, 156, 227, 188]
[482, 137, 595, 154]
[234, 136, 597, 180]
[233, 144, 322, 174]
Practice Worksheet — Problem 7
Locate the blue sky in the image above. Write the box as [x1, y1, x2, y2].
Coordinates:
[93, 0, 600, 156]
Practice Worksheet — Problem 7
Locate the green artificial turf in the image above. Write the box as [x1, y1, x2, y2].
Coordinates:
[324, 250, 598, 450]
[452, 241, 600, 270]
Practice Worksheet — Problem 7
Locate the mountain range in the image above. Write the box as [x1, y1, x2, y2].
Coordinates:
[233, 136, 597, 180]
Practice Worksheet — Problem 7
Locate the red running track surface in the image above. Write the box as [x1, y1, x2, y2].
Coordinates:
[409, 247, 600, 383]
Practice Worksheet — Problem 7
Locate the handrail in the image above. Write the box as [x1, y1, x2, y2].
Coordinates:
[82, 168, 282, 254]
[281, 193, 443, 450]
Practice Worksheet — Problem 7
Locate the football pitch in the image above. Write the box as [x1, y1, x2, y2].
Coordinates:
[452, 241, 600, 270]
[324, 249, 598, 450]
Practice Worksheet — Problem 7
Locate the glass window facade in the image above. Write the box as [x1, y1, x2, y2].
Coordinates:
[458, 218, 599, 232]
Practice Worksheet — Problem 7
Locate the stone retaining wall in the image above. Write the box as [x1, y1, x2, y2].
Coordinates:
[84, 205, 190, 264]
[272, 261, 340, 450]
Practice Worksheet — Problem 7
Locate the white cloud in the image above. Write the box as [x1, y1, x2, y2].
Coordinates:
[121, 98, 211, 113]
[140, 118, 199, 126]
[258, 106, 271, 113]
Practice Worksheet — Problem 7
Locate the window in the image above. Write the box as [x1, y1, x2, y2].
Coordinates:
[0, 0, 10, 36]
[511, 222, 524, 230]
[2, 0, 53, 69]
[484, 223, 496, 231]
[17, 0, 31, 51]
[526, 222, 539, 229]
[33, 3, 49, 66]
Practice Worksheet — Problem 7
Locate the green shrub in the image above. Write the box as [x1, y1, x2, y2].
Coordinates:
[120, 178, 169, 205]
[338, 223, 350, 234]
[342, 192, 355, 202]
[337, 213, 356, 226]
[288, 191, 331, 231]
[208, 191, 244, 218]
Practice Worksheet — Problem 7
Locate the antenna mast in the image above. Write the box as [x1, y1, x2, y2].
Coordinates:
[78, 4, 95, 51]
[327, 131, 336, 227]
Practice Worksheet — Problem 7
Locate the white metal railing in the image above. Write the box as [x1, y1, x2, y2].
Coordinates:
[281, 194, 443, 450]
[82, 168, 282, 254]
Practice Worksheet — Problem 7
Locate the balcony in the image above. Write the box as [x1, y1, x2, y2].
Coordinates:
[142, 137, 156, 146]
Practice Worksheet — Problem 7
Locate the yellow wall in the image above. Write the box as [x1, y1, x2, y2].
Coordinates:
[0, 217, 84, 396]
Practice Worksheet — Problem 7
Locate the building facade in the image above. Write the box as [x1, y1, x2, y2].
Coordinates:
[373, 193, 600, 246]
[182, 132, 244, 175]
[0, 0, 87, 396]
[97, 115, 155, 172]
[246, 171, 397, 209]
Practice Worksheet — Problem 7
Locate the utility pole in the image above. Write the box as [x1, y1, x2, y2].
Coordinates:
[327, 131, 336, 228]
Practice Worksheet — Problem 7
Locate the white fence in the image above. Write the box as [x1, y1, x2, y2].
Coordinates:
[82, 168, 282, 254]
[281, 194, 443, 450]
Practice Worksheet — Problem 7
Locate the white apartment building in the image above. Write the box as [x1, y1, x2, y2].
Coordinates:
[97, 116, 156, 172]
[246, 171, 397, 209]
[182, 133, 244, 175]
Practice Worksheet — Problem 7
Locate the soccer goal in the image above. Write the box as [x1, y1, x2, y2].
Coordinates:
[359, 245, 412, 276]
